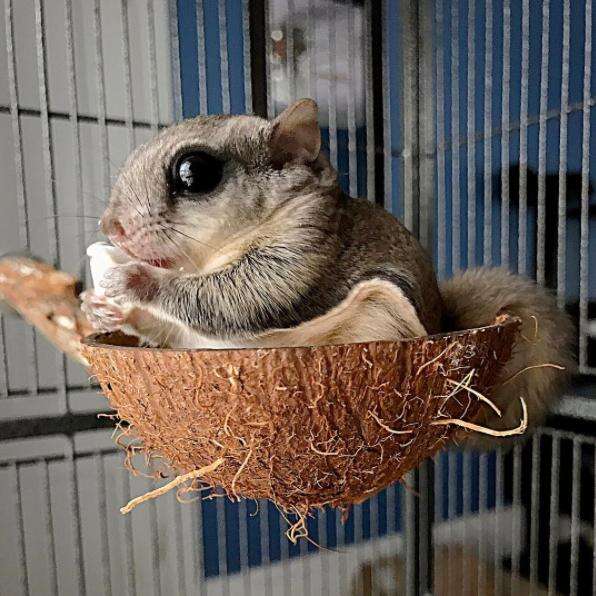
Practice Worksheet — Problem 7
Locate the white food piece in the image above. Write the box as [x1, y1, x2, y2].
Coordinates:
[86, 241, 131, 296]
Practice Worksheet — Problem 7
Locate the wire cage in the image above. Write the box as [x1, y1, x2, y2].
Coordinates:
[0, 1, 594, 595]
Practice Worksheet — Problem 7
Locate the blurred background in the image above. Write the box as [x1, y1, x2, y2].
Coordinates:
[0, 0, 595, 594]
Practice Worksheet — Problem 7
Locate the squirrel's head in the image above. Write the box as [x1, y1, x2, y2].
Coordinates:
[100, 99, 338, 272]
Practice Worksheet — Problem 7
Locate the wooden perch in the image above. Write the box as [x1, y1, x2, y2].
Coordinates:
[0, 256, 92, 365]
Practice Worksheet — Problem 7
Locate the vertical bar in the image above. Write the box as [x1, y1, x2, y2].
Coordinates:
[418, 461, 433, 594]
[149, 488, 162, 596]
[263, 0, 273, 119]
[557, 0, 571, 309]
[215, 498, 229, 596]
[11, 464, 29, 596]
[196, 0, 208, 115]
[285, 0, 295, 103]
[418, 0, 436, 252]
[517, 0, 530, 275]
[536, 0, 550, 286]
[279, 510, 290, 596]
[0, 315, 8, 397]
[40, 461, 59, 596]
[119, 0, 135, 150]
[119, 469, 135, 596]
[171, 492, 186, 596]
[67, 442, 85, 596]
[146, 0, 159, 132]
[450, 0, 461, 272]
[35, 0, 67, 412]
[326, 1, 338, 170]
[435, 0, 446, 277]
[400, 0, 420, 234]
[364, 0, 376, 202]
[346, 2, 358, 198]
[217, 0, 230, 114]
[404, 471, 418, 596]
[579, 0, 592, 371]
[478, 452, 488, 594]
[6, 0, 39, 397]
[433, 456, 441, 595]
[96, 455, 112, 596]
[482, 0, 493, 266]
[168, 0, 183, 122]
[64, 0, 87, 282]
[494, 448, 504, 596]
[447, 452, 456, 590]
[259, 500, 273, 596]
[381, 0, 392, 212]
[237, 500, 251, 596]
[92, 0, 110, 199]
[241, 0, 252, 112]
[529, 435, 541, 592]
[500, 0, 511, 268]
[462, 452, 473, 596]
[305, 0, 314, 100]
[511, 444, 522, 595]
[466, 0, 476, 267]
[548, 435, 560, 594]
[569, 439, 581, 596]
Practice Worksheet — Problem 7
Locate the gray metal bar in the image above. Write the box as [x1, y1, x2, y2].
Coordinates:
[40, 461, 58, 596]
[494, 448, 504, 596]
[557, 0, 571, 309]
[11, 463, 29, 595]
[529, 434, 541, 591]
[417, 0, 436, 252]
[435, 0, 446, 277]
[216, 497, 229, 596]
[433, 456, 442, 595]
[279, 510, 290, 596]
[306, 0, 315, 100]
[511, 443, 522, 595]
[119, 468, 135, 596]
[404, 471, 417, 596]
[418, 460, 432, 594]
[500, 0, 511, 268]
[0, 316, 8, 397]
[570, 439, 580, 596]
[285, 0, 296, 103]
[517, 0, 530, 275]
[120, 0, 135, 150]
[168, 0, 183, 122]
[259, 500, 273, 596]
[381, 0, 392, 213]
[548, 434, 560, 594]
[579, 0, 592, 372]
[478, 451, 488, 594]
[447, 451, 456, 589]
[35, 0, 67, 412]
[482, 0, 493, 266]
[450, 0, 460, 272]
[364, 0, 375, 202]
[196, 0, 208, 115]
[237, 500, 251, 596]
[92, 0, 110, 200]
[96, 455, 112, 596]
[64, 0, 87, 282]
[146, 0, 159, 132]
[400, 0, 420, 234]
[346, 2, 357, 198]
[218, 0, 230, 114]
[326, 1, 338, 171]
[536, 0, 550, 286]
[171, 491, 186, 596]
[149, 486, 162, 596]
[5, 0, 38, 397]
[241, 0, 252, 112]
[466, 0, 476, 267]
[67, 441, 85, 596]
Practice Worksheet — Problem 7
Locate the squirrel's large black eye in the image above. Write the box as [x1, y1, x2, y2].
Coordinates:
[171, 151, 223, 196]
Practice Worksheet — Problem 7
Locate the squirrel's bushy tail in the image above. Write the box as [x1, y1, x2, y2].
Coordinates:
[439, 268, 575, 439]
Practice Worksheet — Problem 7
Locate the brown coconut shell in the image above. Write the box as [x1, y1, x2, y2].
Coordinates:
[81, 316, 520, 514]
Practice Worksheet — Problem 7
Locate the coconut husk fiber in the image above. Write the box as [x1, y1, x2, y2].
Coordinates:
[81, 315, 520, 514]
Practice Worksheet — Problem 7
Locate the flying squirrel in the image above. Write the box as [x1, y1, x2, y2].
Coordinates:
[81, 99, 575, 435]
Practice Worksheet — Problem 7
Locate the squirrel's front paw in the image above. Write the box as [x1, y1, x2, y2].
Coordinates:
[101, 262, 162, 304]
[80, 290, 127, 332]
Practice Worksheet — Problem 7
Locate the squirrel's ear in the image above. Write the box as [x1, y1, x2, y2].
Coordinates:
[269, 99, 321, 168]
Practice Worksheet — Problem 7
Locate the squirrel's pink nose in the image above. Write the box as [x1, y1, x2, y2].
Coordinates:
[100, 214, 126, 239]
